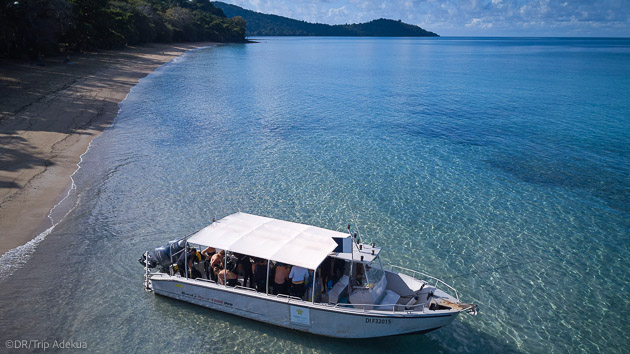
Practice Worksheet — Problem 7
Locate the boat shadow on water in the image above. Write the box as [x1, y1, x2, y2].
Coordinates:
[154, 294, 519, 353]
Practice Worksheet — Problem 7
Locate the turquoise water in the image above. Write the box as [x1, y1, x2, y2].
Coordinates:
[1, 37, 629, 353]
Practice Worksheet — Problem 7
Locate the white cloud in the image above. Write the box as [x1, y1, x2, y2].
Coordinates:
[466, 18, 494, 29]
[327, 5, 347, 18]
[248, 0, 260, 10]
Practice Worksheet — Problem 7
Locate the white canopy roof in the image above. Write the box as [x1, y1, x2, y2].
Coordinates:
[187, 212, 347, 270]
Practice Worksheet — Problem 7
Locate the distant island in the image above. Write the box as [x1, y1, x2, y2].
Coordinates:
[212, 2, 438, 37]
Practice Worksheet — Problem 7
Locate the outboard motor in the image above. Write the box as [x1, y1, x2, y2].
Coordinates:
[154, 239, 187, 268]
[139, 239, 187, 270]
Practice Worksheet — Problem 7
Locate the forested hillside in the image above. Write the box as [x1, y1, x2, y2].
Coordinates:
[213, 1, 438, 37]
[0, 0, 247, 59]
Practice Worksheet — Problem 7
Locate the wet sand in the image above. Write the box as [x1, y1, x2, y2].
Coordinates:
[0, 42, 217, 256]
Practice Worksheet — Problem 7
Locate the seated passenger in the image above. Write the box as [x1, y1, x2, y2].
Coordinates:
[289, 265, 308, 299]
[273, 263, 290, 295]
[214, 266, 240, 286]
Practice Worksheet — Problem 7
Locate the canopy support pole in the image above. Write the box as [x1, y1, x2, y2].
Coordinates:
[169, 243, 173, 276]
[266, 259, 270, 295]
[311, 265, 318, 304]
[185, 244, 188, 280]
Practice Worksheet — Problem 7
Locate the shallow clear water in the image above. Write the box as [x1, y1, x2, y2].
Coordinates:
[1, 37, 629, 353]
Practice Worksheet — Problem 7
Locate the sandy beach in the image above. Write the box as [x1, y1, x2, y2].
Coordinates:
[0, 42, 216, 256]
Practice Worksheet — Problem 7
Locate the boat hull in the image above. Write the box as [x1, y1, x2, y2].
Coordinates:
[150, 275, 459, 338]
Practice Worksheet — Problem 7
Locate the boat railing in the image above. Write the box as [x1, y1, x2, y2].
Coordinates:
[235, 285, 257, 293]
[333, 302, 426, 313]
[276, 294, 304, 302]
[389, 265, 460, 302]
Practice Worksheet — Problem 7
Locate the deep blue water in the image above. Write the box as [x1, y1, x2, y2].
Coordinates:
[1, 37, 629, 353]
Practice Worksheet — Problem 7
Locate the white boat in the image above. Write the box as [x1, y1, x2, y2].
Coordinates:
[140, 212, 477, 338]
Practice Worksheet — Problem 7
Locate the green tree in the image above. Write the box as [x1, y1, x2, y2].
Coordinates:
[0, 0, 246, 58]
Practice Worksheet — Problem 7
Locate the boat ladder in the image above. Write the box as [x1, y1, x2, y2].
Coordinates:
[143, 251, 153, 292]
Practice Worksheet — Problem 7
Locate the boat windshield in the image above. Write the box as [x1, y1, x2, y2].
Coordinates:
[363, 256, 384, 287]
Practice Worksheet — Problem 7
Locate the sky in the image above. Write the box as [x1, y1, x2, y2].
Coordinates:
[221, 0, 630, 37]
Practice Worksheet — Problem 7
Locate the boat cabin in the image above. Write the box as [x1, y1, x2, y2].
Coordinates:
[164, 213, 396, 309]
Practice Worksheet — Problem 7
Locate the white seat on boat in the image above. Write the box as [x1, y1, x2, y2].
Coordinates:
[328, 275, 349, 304]
[379, 290, 400, 310]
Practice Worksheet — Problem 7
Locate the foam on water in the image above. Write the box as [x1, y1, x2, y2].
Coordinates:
[0, 137, 92, 282]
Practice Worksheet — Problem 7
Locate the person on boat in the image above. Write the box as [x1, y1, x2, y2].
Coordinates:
[191, 249, 204, 279]
[201, 246, 216, 258]
[211, 250, 224, 267]
[201, 246, 216, 279]
[273, 263, 290, 295]
[214, 266, 240, 287]
[289, 265, 308, 299]
[332, 258, 345, 283]
[176, 247, 196, 278]
[355, 263, 365, 286]
[209, 250, 225, 281]
[320, 257, 333, 294]
[305, 269, 316, 301]
[253, 258, 267, 293]
[236, 253, 254, 288]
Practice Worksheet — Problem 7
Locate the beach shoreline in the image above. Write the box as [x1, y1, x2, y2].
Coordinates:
[0, 42, 218, 256]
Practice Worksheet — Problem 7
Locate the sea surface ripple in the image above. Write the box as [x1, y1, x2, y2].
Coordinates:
[0, 37, 628, 353]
